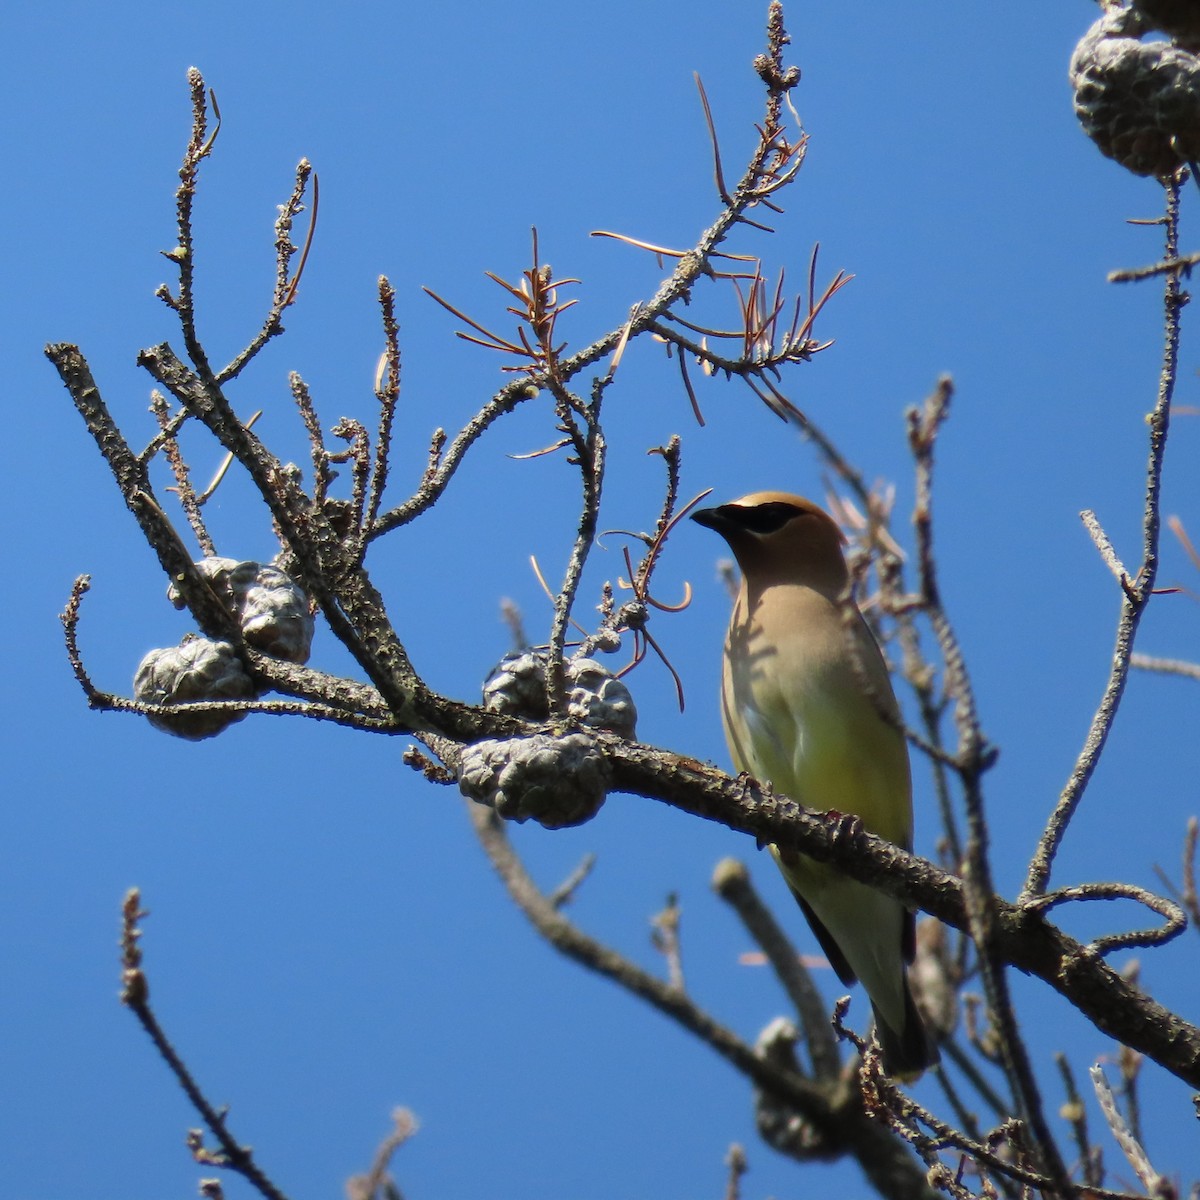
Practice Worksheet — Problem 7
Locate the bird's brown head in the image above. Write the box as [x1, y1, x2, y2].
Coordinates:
[691, 492, 849, 592]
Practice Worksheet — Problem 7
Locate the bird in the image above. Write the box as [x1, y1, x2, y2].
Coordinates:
[692, 491, 938, 1076]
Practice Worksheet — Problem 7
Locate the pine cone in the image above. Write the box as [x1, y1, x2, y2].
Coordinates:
[168, 558, 314, 664]
[133, 637, 260, 740]
[482, 650, 550, 720]
[1071, 7, 1200, 177]
[482, 652, 637, 737]
[457, 732, 610, 828]
[564, 658, 637, 738]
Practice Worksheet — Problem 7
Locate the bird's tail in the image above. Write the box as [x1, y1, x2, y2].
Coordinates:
[872, 982, 939, 1080]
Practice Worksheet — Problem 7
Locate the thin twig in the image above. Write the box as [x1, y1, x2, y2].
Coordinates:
[370, 378, 540, 536]
[1022, 881, 1187, 955]
[906, 379, 1066, 1188]
[1055, 1052, 1104, 1190]
[546, 853, 597, 909]
[1023, 177, 1183, 902]
[649, 893, 686, 992]
[365, 276, 402, 536]
[1132, 652, 1200, 680]
[1081, 509, 1134, 592]
[157, 68, 221, 384]
[119, 890, 291, 1200]
[346, 1108, 418, 1200]
[151, 390, 214, 555]
[217, 159, 317, 383]
[544, 380, 605, 715]
[1116, 1037, 1147, 1161]
[1152, 816, 1200, 931]
[331, 416, 372, 561]
[723, 1144, 747, 1200]
[1090, 1065, 1171, 1197]
[1108, 248, 1200, 282]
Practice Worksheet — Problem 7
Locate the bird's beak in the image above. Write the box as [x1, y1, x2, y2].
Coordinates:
[690, 505, 729, 533]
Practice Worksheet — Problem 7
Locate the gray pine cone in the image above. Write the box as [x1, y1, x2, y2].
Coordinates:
[565, 658, 637, 738]
[457, 732, 611, 829]
[482, 652, 637, 737]
[1071, 7, 1200, 177]
[482, 651, 549, 720]
[133, 637, 260, 740]
[168, 558, 314, 664]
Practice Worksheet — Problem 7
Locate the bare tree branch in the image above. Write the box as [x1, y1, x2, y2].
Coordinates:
[119, 890, 290, 1200]
[1023, 178, 1184, 903]
[464, 799, 939, 1200]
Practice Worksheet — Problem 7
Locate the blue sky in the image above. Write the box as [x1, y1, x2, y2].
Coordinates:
[5, 1, 1200, 1196]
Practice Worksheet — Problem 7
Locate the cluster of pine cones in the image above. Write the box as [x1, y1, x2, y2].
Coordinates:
[133, 558, 313, 740]
[1072, 1, 1200, 178]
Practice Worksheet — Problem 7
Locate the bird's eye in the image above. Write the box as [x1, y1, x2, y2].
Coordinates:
[736, 501, 803, 534]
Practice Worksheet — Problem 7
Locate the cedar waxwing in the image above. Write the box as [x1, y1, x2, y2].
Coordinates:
[693, 492, 938, 1076]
